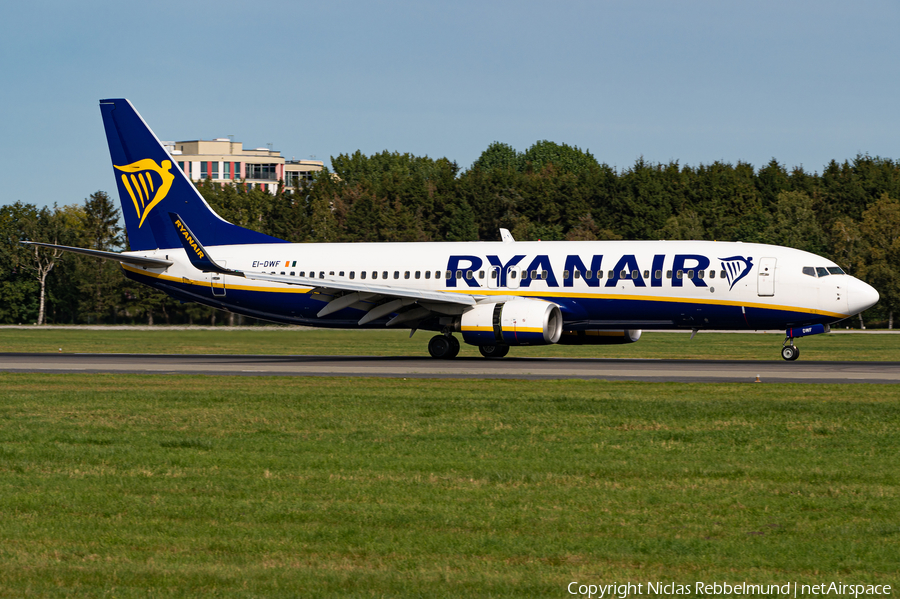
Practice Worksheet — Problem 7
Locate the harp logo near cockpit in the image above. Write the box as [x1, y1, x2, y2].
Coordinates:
[719, 255, 753, 290]
[114, 159, 175, 227]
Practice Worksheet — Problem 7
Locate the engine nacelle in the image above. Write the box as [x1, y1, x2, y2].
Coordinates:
[460, 299, 563, 346]
[557, 329, 642, 345]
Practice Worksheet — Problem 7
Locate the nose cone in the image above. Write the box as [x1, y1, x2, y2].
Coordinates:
[847, 277, 879, 315]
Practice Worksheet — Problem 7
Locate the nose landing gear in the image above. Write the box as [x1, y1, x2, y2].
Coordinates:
[781, 341, 800, 361]
[780, 324, 830, 360]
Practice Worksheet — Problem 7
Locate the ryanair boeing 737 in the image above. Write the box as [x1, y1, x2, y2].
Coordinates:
[25, 99, 880, 360]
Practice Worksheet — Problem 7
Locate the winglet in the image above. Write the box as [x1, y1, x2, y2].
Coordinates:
[169, 213, 242, 276]
[500, 228, 515, 243]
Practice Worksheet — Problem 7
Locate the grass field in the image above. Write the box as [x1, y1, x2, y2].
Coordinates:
[2, 327, 900, 361]
[0, 373, 897, 597]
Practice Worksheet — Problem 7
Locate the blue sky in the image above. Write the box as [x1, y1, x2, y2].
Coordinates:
[3, 0, 900, 209]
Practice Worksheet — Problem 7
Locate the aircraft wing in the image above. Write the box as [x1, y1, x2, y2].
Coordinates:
[169, 212, 478, 327]
[20, 241, 173, 268]
[243, 272, 478, 325]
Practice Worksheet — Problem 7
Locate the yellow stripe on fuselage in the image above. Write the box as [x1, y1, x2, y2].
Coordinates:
[445, 288, 848, 319]
[121, 264, 313, 294]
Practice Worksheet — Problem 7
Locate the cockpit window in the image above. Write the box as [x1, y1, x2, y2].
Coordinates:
[816, 267, 830, 277]
[802, 267, 816, 277]
[827, 266, 845, 275]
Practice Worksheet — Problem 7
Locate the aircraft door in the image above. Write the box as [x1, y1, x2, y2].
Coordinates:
[757, 257, 776, 297]
[488, 266, 500, 289]
[506, 265, 521, 289]
[211, 261, 226, 296]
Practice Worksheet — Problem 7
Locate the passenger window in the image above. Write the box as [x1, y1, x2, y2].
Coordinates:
[584, 271, 592, 280]
[320, 272, 325, 278]
[350, 272, 355, 280]
[709, 270, 715, 279]
[655, 270, 662, 279]
[541, 270, 548, 280]
[631, 270, 638, 279]
[597, 270, 603, 279]
[608, 271, 614, 278]
[415, 271, 420, 279]
[372, 271, 378, 279]
[425, 271, 430, 279]
[435, 271, 441, 279]
[478, 270, 484, 279]
[667, 270, 672, 279]
[522, 271, 529, 281]
[360, 271, 366, 279]
[339, 271, 344, 277]
[445, 271, 451, 279]
[329, 271, 334, 276]
[465, 271, 473, 280]
[491, 270, 497, 279]
[290, 271, 295, 276]
[299, 271, 305, 277]
[720, 270, 726, 278]
[510, 271, 517, 279]
[620, 270, 626, 278]
[572, 270, 578, 279]
[643, 270, 649, 278]
[676, 270, 683, 279]
[456, 271, 462, 279]
[816, 267, 830, 277]
[383, 271, 388, 279]
[698, 270, 704, 279]
[280, 271, 285, 275]
[687, 270, 694, 279]
[802, 267, 816, 277]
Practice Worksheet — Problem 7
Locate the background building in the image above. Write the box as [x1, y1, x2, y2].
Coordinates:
[163, 139, 324, 193]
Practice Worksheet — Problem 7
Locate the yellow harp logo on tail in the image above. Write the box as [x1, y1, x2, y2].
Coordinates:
[114, 159, 175, 227]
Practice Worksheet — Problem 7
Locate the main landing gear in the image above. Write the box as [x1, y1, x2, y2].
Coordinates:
[478, 344, 509, 358]
[428, 334, 460, 359]
[426, 335, 511, 359]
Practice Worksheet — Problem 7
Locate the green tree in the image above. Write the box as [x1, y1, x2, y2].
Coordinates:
[520, 140, 599, 175]
[471, 142, 520, 173]
[19, 204, 83, 325]
[762, 191, 825, 254]
[78, 191, 125, 323]
[859, 195, 900, 327]
[0, 202, 39, 323]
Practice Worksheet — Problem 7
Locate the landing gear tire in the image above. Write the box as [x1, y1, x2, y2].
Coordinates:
[479, 344, 509, 358]
[781, 345, 800, 361]
[428, 335, 459, 359]
[447, 335, 460, 359]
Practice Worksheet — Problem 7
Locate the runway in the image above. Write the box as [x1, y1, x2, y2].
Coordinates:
[0, 353, 898, 383]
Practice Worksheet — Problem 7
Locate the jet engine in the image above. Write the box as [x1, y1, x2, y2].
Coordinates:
[460, 299, 563, 346]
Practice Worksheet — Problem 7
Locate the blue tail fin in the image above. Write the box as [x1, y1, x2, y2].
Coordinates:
[99, 98, 287, 251]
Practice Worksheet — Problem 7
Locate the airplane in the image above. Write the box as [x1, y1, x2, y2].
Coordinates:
[24, 99, 880, 360]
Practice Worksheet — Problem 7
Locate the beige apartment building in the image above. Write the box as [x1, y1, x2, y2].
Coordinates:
[163, 138, 324, 193]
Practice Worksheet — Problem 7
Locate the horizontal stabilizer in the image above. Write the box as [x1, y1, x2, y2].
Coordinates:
[20, 241, 172, 268]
